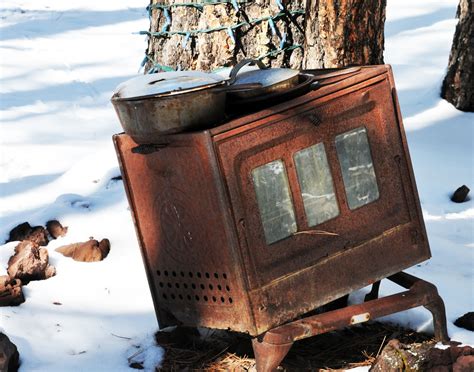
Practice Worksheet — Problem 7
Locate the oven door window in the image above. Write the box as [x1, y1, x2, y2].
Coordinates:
[252, 160, 297, 244]
[294, 143, 339, 226]
[335, 126, 380, 210]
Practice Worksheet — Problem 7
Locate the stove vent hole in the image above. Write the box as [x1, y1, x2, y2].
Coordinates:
[157, 271, 232, 305]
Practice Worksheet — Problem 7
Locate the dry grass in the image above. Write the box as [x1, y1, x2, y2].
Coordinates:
[155, 322, 432, 371]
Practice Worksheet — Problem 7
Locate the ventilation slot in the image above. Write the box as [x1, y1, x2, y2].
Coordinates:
[156, 270, 233, 305]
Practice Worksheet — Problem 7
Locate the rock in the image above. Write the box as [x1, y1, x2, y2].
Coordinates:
[424, 344, 474, 371]
[0, 276, 24, 307]
[6, 223, 30, 242]
[7, 241, 56, 284]
[46, 220, 68, 239]
[370, 339, 474, 372]
[454, 355, 474, 372]
[451, 185, 470, 203]
[454, 312, 474, 331]
[370, 339, 434, 371]
[43, 265, 56, 279]
[25, 226, 49, 246]
[6, 222, 48, 246]
[0, 333, 20, 372]
[55, 238, 110, 262]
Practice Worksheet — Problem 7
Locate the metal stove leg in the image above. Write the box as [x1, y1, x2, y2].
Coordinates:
[252, 337, 293, 372]
[388, 272, 449, 342]
[424, 294, 449, 342]
[364, 280, 381, 302]
[250, 272, 448, 370]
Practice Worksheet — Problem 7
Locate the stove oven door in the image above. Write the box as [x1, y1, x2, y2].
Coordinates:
[214, 77, 430, 292]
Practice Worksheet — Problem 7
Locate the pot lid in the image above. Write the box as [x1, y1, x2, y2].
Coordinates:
[233, 68, 299, 88]
[113, 71, 226, 100]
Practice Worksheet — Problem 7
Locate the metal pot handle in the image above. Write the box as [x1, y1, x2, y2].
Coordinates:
[228, 59, 267, 85]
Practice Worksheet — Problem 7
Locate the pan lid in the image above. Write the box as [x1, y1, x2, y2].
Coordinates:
[112, 71, 226, 100]
[232, 68, 299, 88]
[215, 59, 299, 89]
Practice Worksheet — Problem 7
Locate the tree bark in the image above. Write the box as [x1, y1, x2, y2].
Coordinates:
[145, 0, 385, 72]
[441, 0, 474, 112]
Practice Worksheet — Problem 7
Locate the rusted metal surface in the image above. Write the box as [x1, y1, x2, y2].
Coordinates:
[252, 338, 293, 372]
[113, 66, 436, 342]
[252, 272, 449, 371]
[111, 88, 226, 143]
[209, 65, 387, 136]
[114, 132, 257, 333]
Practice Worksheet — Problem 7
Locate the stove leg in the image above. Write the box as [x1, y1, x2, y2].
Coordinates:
[424, 294, 450, 342]
[252, 337, 293, 372]
[364, 280, 381, 302]
[389, 272, 449, 342]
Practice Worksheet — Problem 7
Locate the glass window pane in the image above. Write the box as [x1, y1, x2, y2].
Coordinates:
[335, 126, 379, 210]
[252, 160, 297, 244]
[294, 143, 339, 226]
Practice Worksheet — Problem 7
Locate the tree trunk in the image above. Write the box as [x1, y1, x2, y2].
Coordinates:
[441, 0, 474, 112]
[145, 0, 385, 72]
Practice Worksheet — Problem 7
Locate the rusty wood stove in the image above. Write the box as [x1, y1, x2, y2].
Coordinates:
[113, 65, 448, 371]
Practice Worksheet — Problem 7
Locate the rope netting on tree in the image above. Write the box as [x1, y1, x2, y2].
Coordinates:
[140, 0, 305, 73]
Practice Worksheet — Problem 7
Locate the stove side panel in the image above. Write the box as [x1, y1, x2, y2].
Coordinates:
[113, 133, 256, 334]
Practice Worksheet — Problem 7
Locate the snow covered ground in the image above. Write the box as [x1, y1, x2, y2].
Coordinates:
[0, 0, 472, 370]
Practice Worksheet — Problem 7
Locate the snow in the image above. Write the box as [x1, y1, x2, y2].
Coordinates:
[0, 0, 472, 371]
